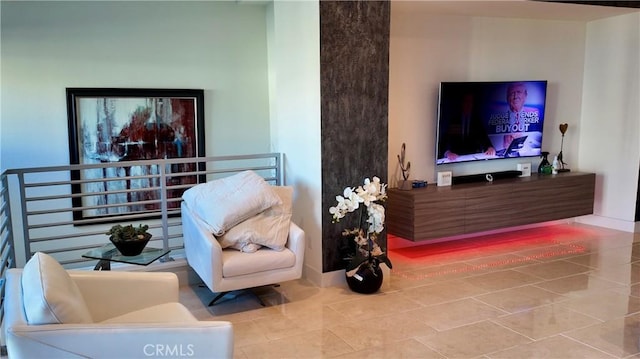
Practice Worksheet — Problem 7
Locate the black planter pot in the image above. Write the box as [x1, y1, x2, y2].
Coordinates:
[109, 233, 151, 256]
[345, 260, 383, 294]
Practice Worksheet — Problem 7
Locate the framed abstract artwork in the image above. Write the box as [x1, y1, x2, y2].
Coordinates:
[66, 88, 205, 223]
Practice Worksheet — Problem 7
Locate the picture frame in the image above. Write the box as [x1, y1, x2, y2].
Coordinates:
[66, 88, 205, 223]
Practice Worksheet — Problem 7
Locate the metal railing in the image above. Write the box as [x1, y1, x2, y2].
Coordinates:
[1, 153, 282, 268]
[0, 153, 281, 349]
[0, 171, 17, 329]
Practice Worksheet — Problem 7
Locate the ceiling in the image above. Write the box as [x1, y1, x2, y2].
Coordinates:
[392, 0, 640, 21]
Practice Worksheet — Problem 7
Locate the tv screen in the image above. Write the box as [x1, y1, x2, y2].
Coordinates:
[436, 80, 547, 165]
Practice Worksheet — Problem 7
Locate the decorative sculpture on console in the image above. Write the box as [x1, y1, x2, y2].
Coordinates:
[397, 143, 412, 190]
[557, 123, 570, 172]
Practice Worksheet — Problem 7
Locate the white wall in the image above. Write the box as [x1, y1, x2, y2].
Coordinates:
[1, 1, 272, 171]
[389, 9, 587, 184]
[389, 4, 639, 231]
[2, 0, 326, 286]
[579, 13, 640, 230]
[267, 1, 324, 286]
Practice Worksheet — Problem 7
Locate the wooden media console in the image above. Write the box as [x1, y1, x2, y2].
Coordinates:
[386, 172, 596, 241]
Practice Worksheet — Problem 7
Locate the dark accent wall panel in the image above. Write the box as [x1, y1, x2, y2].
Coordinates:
[320, 1, 390, 273]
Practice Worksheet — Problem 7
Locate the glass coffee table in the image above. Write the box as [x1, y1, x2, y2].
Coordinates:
[82, 244, 171, 270]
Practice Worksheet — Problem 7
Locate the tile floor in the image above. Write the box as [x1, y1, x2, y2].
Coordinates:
[179, 223, 640, 358]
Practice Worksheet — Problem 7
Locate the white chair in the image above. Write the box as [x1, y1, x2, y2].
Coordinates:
[4, 252, 234, 359]
[181, 201, 305, 306]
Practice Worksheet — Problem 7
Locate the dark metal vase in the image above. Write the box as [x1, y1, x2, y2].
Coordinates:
[345, 259, 383, 294]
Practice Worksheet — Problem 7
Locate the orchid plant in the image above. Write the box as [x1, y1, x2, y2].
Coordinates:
[329, 177, 392, 274]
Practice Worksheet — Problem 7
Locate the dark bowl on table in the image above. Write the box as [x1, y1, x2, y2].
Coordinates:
[109, 234, 151, 256]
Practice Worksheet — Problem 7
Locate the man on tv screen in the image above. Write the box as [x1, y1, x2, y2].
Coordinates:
[485, 81, 546, 158]
[503, 82, 537, 150]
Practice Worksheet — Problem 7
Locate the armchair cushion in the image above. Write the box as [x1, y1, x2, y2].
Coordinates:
[219, 186, 293, 252]
[100, 302, 198, 324]
[227, 242, 262, 253]
[222, 247, 296, 277]
[21, 252, 93, 325]
[182, 170, 281, 236]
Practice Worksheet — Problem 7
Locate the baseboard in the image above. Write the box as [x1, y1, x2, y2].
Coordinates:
[321, 269, 347, 288]
[574, 214, 638, 233]
[301, 264, 320, 287]
[304, 264, 347, 288]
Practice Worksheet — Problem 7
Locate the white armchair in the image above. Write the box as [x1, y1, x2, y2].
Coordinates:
[182, 201, 305, 305]
[4, 253, 234, 359]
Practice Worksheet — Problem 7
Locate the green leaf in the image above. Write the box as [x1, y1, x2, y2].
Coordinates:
[346, 253, 368, 271]
[378, 254, 393, 269]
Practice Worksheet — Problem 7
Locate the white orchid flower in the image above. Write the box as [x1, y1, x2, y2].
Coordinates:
[355, 186, 376, 207]
[329, 176, 389, 260]
[367, 202, 385, 233]
[330, 195, 348, 221]
[329, 205, 343, 220]
[343, 187, 353, 198]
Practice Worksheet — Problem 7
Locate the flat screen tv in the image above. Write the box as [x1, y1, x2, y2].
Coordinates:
[436, 80, 547, 165]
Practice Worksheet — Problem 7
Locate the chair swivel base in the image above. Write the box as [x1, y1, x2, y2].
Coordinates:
[208, 290, 266, 307]
[204, 284, 281, 306]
